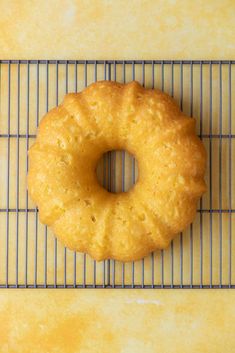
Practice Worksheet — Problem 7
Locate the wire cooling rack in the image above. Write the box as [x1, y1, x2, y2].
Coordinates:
[0, 60, 234, 289]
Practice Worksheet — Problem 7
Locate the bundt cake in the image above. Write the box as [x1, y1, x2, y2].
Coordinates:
[28, 81, 206, 262]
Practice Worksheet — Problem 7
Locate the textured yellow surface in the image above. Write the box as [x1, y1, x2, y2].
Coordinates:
[0, 0, 235, 352]
[1, 290, 235, 353]
[0, 0, 235, 60]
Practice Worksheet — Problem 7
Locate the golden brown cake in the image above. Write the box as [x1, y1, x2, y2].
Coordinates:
[28, 81, 206, 262]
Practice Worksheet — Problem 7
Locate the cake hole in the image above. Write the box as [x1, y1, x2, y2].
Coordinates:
[96, 150, 139, 193]
[91, 215, 96, 223]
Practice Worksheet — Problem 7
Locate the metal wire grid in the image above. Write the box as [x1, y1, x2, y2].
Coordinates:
[0, 60, 234, 288]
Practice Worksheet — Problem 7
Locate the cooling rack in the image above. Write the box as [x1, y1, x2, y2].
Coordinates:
[0, 60, 234, 289]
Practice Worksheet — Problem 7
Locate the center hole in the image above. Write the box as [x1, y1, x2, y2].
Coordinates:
[96, 150, 138, 193]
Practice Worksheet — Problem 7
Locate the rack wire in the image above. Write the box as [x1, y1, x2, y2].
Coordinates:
[0, 60, 234, 288]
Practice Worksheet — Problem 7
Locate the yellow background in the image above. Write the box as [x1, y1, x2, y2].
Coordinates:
[0, 1, 235, 352]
